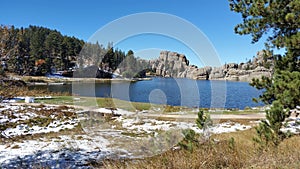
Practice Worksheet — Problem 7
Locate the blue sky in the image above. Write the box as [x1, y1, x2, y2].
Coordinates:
[1, 0, 276, 66]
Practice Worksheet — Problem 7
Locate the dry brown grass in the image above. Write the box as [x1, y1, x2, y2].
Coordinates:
[0, 85, 70, 99]
[102, 129, 300, 169]
[0, 76, 71, 99]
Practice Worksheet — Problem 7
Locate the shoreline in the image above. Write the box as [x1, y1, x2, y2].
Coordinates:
[6, 102, 266, 119]
[9, 74, 153, 85]
[3, 95, 266, 112]
[9, 74, 259, 85]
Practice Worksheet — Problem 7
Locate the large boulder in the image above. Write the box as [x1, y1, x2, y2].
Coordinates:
[210, 67, 226, 79]
[151, 51, 190, 78]
[151, 51, 210, 79]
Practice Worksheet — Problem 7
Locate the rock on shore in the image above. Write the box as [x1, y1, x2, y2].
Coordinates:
[150, 50, 274, 81]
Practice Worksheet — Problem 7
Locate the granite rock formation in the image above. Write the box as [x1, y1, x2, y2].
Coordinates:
[150, 50, 273, 81]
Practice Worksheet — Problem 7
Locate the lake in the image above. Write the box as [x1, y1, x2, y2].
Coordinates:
[32, 78, 264, 109]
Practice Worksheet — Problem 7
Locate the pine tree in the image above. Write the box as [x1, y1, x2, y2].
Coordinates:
[229, 0, 300, 146]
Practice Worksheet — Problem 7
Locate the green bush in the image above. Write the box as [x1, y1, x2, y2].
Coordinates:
[178, 129, 199, 152]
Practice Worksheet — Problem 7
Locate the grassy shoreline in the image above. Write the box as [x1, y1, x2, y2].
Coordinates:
[32, 95, 264, 113]
[11, 74, 152, 84]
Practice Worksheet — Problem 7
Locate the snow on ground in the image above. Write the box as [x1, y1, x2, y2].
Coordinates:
[0, 104, 111, 168]
[117, 117, 251, 135]
[0, 103, 79, 138]
[96, 108, 135, 116]
[1, 104, 300, 168]
[1, 118, 78, 138]
[281, 117, 300, 134]
[0, 135, 110, 169]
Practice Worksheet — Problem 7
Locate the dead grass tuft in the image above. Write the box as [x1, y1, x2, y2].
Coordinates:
[102, 129, 300, 169]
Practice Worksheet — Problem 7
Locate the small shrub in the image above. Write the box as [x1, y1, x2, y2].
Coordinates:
[228, 137, 236, 150]
[196, 109, 213, 141]
[178, 129, 199, 152]
[196, 109, 213, 130]
[253, 101, 287, 149]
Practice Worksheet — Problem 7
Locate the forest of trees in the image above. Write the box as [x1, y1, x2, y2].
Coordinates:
[0, 25, 84, 76]
[78, 43, 150, 78]
[0, 25, 150, 78]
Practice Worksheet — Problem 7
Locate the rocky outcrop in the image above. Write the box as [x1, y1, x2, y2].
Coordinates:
[150, 51, 212, 80]
[211, 50, 274, 81]
[150, 51, 188, 77]
[150, 50, 274, 81]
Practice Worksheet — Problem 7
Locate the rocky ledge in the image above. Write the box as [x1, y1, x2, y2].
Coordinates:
[150, 50, 274, 82]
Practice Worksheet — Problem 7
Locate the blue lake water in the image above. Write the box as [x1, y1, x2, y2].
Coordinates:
[35, 78, 264, 109]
